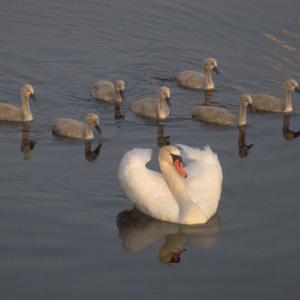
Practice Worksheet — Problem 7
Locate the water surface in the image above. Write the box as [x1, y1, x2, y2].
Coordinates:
[0, 0, 300, 298]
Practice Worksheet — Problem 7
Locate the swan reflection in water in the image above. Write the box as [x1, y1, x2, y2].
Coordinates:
[282, 114, 300, 141]
[156, 122, 170, 147]
[238, 126, 254, 158]
[20, 122, 36, 160]
[84, 140, 102, 163]
[117, 208, 221, 265]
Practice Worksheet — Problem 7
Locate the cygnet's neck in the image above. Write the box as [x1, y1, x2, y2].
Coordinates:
[83, 122, 94, 140]
[157, 97, 169, 119]
[21, 94, 33, 121]
[159, 160, 207, 224]
[203, 69, 214, 90]
[238, 103, 248, 126]
[114, 90, 122, 103]
[283, 89, 293, 112]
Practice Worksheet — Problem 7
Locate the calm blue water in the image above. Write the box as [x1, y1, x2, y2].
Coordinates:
[0, 0, 300, 298]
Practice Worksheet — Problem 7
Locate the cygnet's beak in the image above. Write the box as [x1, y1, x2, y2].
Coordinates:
[165, 97, 171, 106]
[30, 93, 37, 101]
[213, 66, 219, 75]
[295, 86, 300, 94]
[95, 125, 102, 134]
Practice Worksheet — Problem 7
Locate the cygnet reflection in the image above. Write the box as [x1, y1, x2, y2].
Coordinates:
[204, 89, 215, 103]
[238, 126, 254, 158]
[20, 122, 36, 160]
[84, 140, 102, 163]
[282, 114, 300, 141]
[157, 122, 170, 147]
[114, 101, 125, 120]
[117, 208, 221, 265]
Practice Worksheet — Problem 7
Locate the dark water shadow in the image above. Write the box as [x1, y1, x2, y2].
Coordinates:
[238, 126, 254, 158]
[20, 122, 36, 160]
[117, 208, 221, 266]
[156, 122, 170, 147]
[282, 114, 300, 141]
[0, 121, 36, 160]
[84, 140, 102, 163]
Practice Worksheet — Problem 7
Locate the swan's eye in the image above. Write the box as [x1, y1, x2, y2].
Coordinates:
[170, 153, 182, 163]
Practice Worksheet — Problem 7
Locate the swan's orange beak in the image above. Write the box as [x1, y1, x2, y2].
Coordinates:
[174, 159, 187, 178]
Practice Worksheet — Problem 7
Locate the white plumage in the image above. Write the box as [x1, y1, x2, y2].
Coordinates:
[118, 144, 223, 225]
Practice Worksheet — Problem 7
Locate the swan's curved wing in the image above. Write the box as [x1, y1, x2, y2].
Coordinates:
[176, 144, 223, 218]
[118, 148, 178, 222]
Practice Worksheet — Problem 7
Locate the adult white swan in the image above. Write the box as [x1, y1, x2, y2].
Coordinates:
[119, 144, 223, 225]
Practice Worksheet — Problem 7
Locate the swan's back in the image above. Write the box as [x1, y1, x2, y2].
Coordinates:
[176, 70, 204, 89]
[132, 98, 162, 119]
[177, 144, 223, 218]
[91, 80, 115, 101]
[251, 94, 282, 112]
[192, 106, 237, 126]
[52, 118, 84, 139]
[0, 103, 22, 122]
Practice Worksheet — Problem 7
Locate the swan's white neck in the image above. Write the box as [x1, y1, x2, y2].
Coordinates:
[284, 90, 293, 112]
[238, 103, 248, 126]
[159, 159, 207, 224]
[203, 69, 214, 90]
[83, 122, 94, 140]
[21, 94, 33, 122]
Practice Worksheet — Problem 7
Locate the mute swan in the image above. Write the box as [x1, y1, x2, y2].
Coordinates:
[251, 79, 300, 113]
[176, 58, 219, 90]
[118, 144, 223, 225]
[91, 80, 125, 103]
[52, 113, 101, 140]
[192, 94, 252, 126]
[132, 86, 171, 120]
[0, 84, 36, 122]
